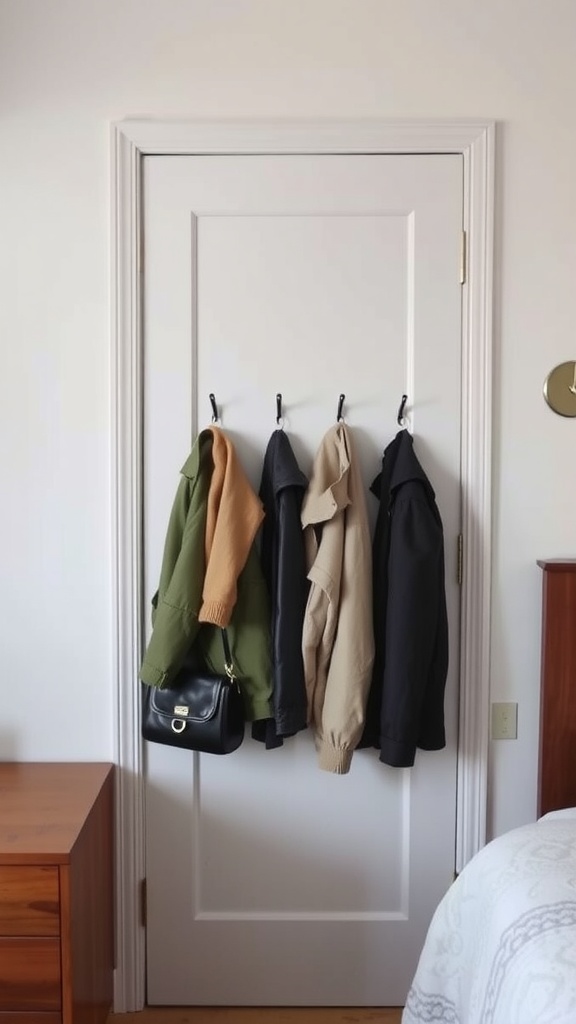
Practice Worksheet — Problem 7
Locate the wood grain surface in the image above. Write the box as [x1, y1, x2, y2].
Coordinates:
[61, 764, 115, 1024]
[0, 865, 59, 935]
[0, 762, 114, 1024]
[0, 936, 61, 1010]
[0, 1014, 61, 1024]
[0, 762, 113, 863]
[538, 561, 576, 815]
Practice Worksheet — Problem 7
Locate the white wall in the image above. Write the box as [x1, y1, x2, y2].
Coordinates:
[1, 0, 575, 839]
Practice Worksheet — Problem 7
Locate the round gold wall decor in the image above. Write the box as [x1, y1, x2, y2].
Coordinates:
[543, 361, 576, 417]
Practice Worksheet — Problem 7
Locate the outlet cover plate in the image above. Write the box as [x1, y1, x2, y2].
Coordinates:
[491, 701, 518, 740]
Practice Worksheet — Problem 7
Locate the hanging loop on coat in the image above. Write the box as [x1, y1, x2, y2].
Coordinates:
[276, 393, 284, 429]
[337, 394, 346, 422]
[397, 394, 408, 427]
[209, 393, 220, 424]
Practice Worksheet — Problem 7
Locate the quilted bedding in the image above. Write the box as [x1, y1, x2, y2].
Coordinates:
[402, 810, 576, 1024]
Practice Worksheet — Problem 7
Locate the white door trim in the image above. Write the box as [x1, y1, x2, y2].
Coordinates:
[110, 118, 495, 1011]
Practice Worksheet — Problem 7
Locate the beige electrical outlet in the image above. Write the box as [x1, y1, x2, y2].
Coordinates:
[491, 702, 518, 740]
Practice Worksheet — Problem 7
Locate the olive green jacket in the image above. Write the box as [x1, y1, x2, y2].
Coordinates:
[139, 431, 273, 723]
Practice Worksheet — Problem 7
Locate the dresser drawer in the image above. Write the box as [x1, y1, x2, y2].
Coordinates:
[0, 938, 61, 1011]
[0, 867, 59, 936]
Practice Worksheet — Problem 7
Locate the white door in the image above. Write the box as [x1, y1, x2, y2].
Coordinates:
[142, 153, 463, 1006]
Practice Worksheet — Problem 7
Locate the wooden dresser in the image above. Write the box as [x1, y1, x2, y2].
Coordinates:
[0, 762, 114, 1024]
[537, 560, 576, 816]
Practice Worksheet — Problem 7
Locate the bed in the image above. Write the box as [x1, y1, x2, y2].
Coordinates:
[402, 809, 576, 1023]
[403, 560, 576, 1024]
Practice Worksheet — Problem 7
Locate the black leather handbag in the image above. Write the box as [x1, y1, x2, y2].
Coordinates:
[141, 629, 245, 754]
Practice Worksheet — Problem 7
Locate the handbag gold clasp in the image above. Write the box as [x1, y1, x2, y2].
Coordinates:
[172, 705, 189, 733]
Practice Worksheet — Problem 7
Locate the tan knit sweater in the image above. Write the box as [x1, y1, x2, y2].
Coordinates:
[198, 426, 264, 628]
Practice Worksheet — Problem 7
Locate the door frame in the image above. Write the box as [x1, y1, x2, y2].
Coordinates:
[110, 118, 495, 1011]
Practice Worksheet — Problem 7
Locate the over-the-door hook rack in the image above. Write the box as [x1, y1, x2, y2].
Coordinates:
[276, 393, 283, 426]
[209, 393, 219, 423]
[337, 394, 346, 422]
[397, 394, 408, 427]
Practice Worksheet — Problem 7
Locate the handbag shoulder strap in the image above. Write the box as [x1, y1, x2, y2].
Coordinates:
[221, 628, 235, 677]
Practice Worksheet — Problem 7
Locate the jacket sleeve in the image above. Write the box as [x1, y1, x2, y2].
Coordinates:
[301, 573, 334, 729]
[272, 485, 309, 735]
[317, 539, 374, 775]
[198, 435, 264, 628]
[378, 493, 446, 767]
[139, 474, 208, 688]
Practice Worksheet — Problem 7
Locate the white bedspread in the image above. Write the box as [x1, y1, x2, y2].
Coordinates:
[403, 812, 576, 1024]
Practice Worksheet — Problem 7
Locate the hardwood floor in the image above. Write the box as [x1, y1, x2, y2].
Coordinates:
[109, 1008, 403, 1023]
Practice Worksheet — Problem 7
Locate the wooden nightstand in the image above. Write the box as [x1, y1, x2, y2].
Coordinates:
[537, 560, 576, 816]
[0, 762, 114, 1024]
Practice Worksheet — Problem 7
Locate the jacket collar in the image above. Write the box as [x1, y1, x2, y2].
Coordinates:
[371, 429, 435, 503]
[262, 429, 308, 497]
[301, 423, 352, 528]
[179, 428, 214, 481]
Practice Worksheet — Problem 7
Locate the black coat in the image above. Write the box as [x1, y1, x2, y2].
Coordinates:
[360, 430, 448, 767]
[252, 430, 309, 749]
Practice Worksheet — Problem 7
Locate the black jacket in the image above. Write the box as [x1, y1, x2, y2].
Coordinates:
[360, 430, 448, 767]
[252, 430, 309, 749]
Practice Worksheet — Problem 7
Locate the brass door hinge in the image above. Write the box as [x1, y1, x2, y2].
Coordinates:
[140, 877, 147, 929]
[460, 230, 467, 285]
[457, 534, 463, 585]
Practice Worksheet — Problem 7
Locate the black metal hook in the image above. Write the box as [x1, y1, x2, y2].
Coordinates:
[276, 393, 283, 426]
[337, 394, 345, 422]
[209, 393, 219, 423]
[397, 394, 408, 426]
